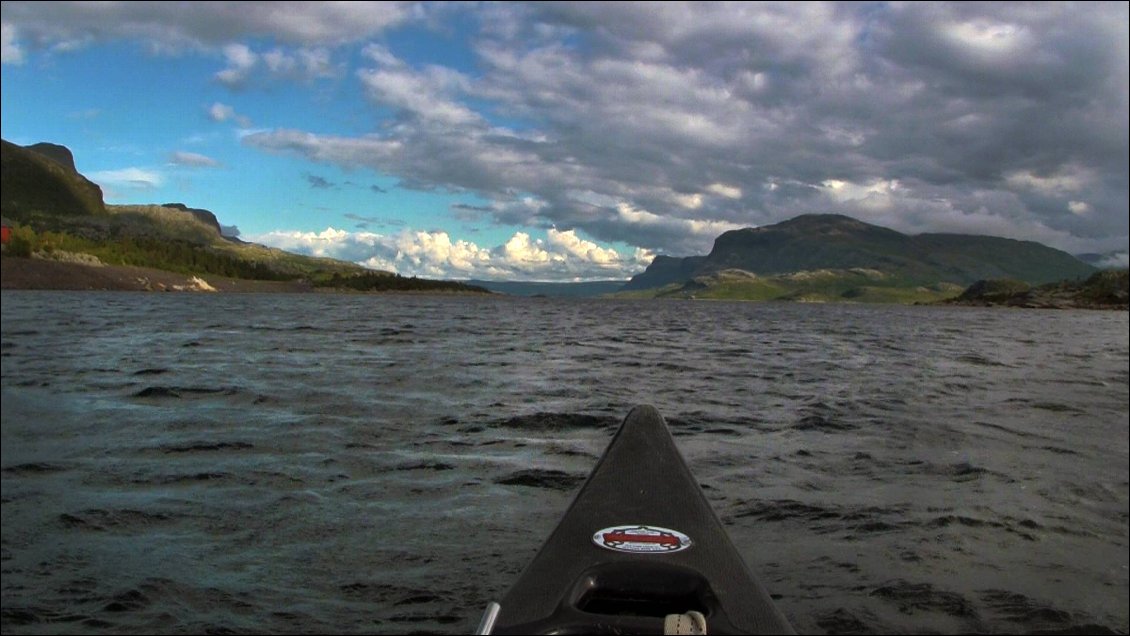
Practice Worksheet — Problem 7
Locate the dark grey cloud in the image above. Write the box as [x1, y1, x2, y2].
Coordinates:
[452, 203, 494, 212]
[304, 173, 334, 189]
[343, 212, 404, 228]
[0, 1, 414, 51]
[370, 184, 387, 194]
[245, 2, 1127, 257]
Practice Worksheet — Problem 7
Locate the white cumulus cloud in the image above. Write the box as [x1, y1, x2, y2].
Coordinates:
[215, 42, 339, 88]
[215, 43, 258, 87]
[88, 167, 164, 190]
[207, 102, 251, 127]
[1, 22, 23, 64]
[246, 226, 643, 281]
[547, 228, 621, 264]
[169, 151, 221, 168]
[706, 183, 743, 199]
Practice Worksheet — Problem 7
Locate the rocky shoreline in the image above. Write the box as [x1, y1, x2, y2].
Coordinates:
[1, 255, 316, 293]
[940, 271, 1129, 310]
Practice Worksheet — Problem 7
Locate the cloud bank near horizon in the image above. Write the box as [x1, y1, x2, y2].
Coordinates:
[248, 226, 654, 281]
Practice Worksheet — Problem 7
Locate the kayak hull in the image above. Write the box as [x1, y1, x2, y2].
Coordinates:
[489, 405, 794, 634]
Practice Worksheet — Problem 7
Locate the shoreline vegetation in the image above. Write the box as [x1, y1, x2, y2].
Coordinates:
[0, 255, 489, 295]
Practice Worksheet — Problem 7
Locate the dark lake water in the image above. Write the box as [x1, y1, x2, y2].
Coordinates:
[2, 290, 1127, 634]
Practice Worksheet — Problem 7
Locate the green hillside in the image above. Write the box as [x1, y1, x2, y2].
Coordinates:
[622, 214, 1097, 302]
[651, 268, 964, 304]
[0, 139, 486, 293]
[913, 233, 1096, 285]
[1, 139, 106, 222]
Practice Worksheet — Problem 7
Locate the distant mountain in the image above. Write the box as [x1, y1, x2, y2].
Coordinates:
[620, 255, 707, 291]
[625, 214, 1096, 295]
[160, 202, 240, 242]
[1075, 251, 1130, 270]
[27, 142, 79, 173]
[1, 139, 106, 220]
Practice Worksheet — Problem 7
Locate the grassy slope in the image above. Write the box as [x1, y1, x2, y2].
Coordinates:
[2, 139, 487, 292]
[701, 216, 1095, 286]
[1, 139, 106, 221]
[914, 233, 1096, 284]
[1, 138, 360, 281]
[630, 268, 965, 304]
[623, 215, 1098, 303]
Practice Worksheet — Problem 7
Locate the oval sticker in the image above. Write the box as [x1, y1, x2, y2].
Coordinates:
[593, 525, 692, 553]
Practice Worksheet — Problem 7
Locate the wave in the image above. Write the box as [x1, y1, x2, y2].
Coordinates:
[729, 498, 1050, 543]
[2, 462, 70, 475]
[132, 385, 241, 399]
[978, 589, 1115, 634]
[158, 441, 255, 454]
[871, 579, 977, 619]
[955, 353, 1011, 367]
[490, 412, 617, 431]
[58, 508, 176, 532]
[395, 461, 455, 471]
[494, 469, 586, 491]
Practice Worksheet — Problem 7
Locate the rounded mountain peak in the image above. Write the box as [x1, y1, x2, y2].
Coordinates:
[26, 142, 78, 173]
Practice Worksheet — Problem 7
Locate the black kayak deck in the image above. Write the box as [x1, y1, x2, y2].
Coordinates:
[488, 405, 794, 634]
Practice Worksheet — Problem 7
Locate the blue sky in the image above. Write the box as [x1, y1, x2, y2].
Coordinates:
[2, 2, 1128, 280]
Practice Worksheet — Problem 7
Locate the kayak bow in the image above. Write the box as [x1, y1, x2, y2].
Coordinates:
[481, 405, 794, 635]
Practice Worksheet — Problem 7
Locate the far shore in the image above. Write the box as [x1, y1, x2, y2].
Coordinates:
[2, 255, 322, 293]
[5, 255, 1123, 308]
[0, 255, 498, 295]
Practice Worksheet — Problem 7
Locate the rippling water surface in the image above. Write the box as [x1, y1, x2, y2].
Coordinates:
[2, 291, 1127, 634]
